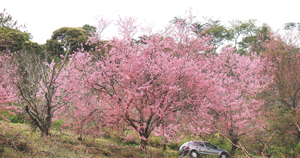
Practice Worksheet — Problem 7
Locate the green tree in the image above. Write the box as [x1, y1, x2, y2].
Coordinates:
[262, 31, 300, 157]
[170, 17, 271, 55]
[284, 22, 300, 31]
[81, 24, 96, 35]
[23, 40, 43, 53]
[0, 8, 24, 29]
[0, 28, 30, 52]
[0, 9, 38, 53]
[46, 26, 89, 57]
[170, 17, 230, 53]
[225, 19, 271, 55]
[202, 18, 231, 52]
[227, 19, 256, 54]
[238, 23, 271, 55]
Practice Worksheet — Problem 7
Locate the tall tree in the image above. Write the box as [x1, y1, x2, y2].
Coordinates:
[12, 50, 69, 138]
[262, 29, 300, 157]
[245, 23, 271, 54]
[170, 17, 271, 55]
[46, 27, 89, 57]
[58, 14, 214, 150]
[204, 19, 231, 52]
[53, 50, 106, 140]
[0, 28, 31, 52]
[0, 8, 35, 53]
[170, 17, 230, 53]
[209, 47, 273, 157]
[284, 22, 300, 31]
[0, 8, 24, 29]
[227, 19, 257, 54]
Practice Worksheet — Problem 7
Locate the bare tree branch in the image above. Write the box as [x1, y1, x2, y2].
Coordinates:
[213, 126, 252, 158]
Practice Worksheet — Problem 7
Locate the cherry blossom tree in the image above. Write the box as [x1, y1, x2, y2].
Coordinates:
[209, 47, 273, 157]
[54, 50, 106, 140]
[0, 55, 17, 128]
[58, 14, 215, 150]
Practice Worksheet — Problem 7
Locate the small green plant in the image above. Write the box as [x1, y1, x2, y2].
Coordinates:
[51, 119, 65, 127]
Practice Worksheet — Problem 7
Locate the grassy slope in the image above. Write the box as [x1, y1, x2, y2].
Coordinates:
[0, 122, 179, 158]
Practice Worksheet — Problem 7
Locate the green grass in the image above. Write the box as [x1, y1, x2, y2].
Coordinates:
[1, 122, 287, 158]
[0, 122, 179, 158]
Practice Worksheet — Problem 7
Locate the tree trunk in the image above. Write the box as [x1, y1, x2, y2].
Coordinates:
[139, 133, 149, 150]
[41, 128, 49, 138]
[25, 106, 51, 138]
[162, 144, 167, 151]
[41, 116, 52, 138]
[140, 139, 147, 150]
[230, 139, 239, 157]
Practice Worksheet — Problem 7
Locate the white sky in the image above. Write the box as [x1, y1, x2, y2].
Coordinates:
[2, 0, 300, 44]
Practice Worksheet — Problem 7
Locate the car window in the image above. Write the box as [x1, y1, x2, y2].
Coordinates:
[194, 141, 204, 146]
[205, 143, 216, 149]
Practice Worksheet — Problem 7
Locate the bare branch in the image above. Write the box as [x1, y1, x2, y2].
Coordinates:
[261, 131, 276, 157]
[30, 150, 55, 158]
[213, 126, 252, 158]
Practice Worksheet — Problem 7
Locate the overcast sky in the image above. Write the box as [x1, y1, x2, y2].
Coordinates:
[2, 0, 300, 44]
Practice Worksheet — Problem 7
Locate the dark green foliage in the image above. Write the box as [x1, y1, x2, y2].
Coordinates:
[285, 22, 300, 31]
[23, 40, 42, 53]
[46, 26, 90, 58]
[0, 107, 27, 124]
[45, 38, 64, 57]
[170, 17, 271, 55]
[0, 9, 40, 54]
[267, 109, 300, 157]
[0, 28, 31, 52]
[203, 19, 232, 51]
[237, 23, 270, 55]
[81, 24, 96, 35]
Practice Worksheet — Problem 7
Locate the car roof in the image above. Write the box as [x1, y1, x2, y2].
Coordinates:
[191, 141, 216, 145]
[192, 141, 208, 143]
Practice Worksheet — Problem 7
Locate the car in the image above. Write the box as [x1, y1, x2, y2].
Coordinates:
[178, 141, 230, 158]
